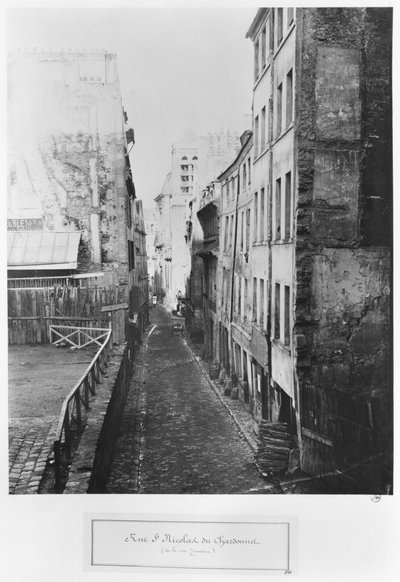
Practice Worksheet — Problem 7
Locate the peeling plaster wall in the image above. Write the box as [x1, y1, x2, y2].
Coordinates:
[8, 51, 129, 284]
[294, 8, 392, 480]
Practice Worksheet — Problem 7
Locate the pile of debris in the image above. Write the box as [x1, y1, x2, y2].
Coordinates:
[256, 421, 293, 475]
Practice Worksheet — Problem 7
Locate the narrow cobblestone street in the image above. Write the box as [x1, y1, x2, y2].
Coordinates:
[105, 306, 272, 494]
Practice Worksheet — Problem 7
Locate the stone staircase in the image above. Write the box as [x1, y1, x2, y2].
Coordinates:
[255, 421, 294, 475]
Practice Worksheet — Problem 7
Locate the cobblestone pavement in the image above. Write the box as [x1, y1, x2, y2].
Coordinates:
[8, 344, 97, 494]
[9, 417, 58, 494]
[105, 306, 277, 494]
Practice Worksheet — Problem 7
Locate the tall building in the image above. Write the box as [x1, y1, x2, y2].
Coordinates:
[143, 207, 158, 293]
[132, 200, 149, 332]
[198, 8, 392, 489]
[7, 50, 147, 341]
[154, 130, 240, 315]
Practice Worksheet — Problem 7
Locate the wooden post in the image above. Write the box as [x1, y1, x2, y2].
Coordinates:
[64, 408, 72, 460]
[54, 440, 62, 493]
[75, 390, 82, 429]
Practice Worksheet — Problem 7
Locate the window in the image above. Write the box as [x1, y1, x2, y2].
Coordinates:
[224, 216, 229, 251]
[253, 277, 257, 322]
[246, 208, 251, 253]
[182, 156, 188, 160]
[261, 106, 266, 152]
[229, 214, 233, 251]
[127, 196, 132, 227]
[275, 178, 281, 240]
[268, 97, 273, 143]
[221, 182, 228, 210]
[284, 285, 290, 345]
[257, 371, 262, 397]
[277, 8, 283, 44]
[128, 240, 135, 270]
[254, 39, 260, 80]
[248, 158, 251, 185]
[285, 171, 292, 239]
[226, 180, 230, 203]
[243, 164, 247, 190]
[275, 283, 280, 339]
[260, 279, 265, 327]
[238, 275, 242, 316]
[254, 192, 259, 242]
[244, 278, 248, 318]
[260, 187, 265, 241]
[240, 211, 244, 251]
[286, 69, 293, 127]
[261, 26, 266, 69]
[288, 7, 294, 25]
[277, 82, 283, 136]
[181, 165, 189, 172]
[222, 268, 227, 308]
[269, 14, 274, 52]
[254, 115, 259, 158]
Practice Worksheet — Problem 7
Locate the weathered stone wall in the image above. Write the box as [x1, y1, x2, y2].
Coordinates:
[8, 51, 129, 286]
[294, 8, 392, 481]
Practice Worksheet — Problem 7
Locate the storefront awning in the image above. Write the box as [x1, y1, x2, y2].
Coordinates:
[7, 231, 81, 270]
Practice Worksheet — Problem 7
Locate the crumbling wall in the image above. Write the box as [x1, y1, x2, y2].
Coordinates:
[8, 52, 129, 285]
[294, 8, 392, 484]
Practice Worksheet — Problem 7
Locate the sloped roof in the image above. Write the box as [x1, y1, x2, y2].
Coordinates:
[7, 231, 81, 270]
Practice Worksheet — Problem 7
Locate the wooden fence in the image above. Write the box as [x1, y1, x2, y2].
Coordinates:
[8, 285, 128, 345]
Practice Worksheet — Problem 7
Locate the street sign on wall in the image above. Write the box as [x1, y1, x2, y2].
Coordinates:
[7, 218, 44, 231]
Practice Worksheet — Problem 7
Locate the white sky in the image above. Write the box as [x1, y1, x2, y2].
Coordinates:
[7, 5, 256, 208]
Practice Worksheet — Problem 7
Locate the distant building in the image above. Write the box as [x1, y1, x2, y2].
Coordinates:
[143, 207, 158, 293]
[7, 49, 147, 341]
[132, 200, 149, 332]
[154, 130, 240, 315]
[196, 181, 221, 358]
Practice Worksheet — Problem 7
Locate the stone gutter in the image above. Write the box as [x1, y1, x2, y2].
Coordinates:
[63, 344, 127, 494]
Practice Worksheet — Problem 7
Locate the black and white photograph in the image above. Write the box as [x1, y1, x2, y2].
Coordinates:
[2, 1, 398, 578]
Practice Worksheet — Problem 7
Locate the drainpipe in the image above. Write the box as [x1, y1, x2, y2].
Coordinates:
[229, 167, 241, 372]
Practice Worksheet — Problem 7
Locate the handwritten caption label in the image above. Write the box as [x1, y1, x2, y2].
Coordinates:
[90, 518, 294, 573]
